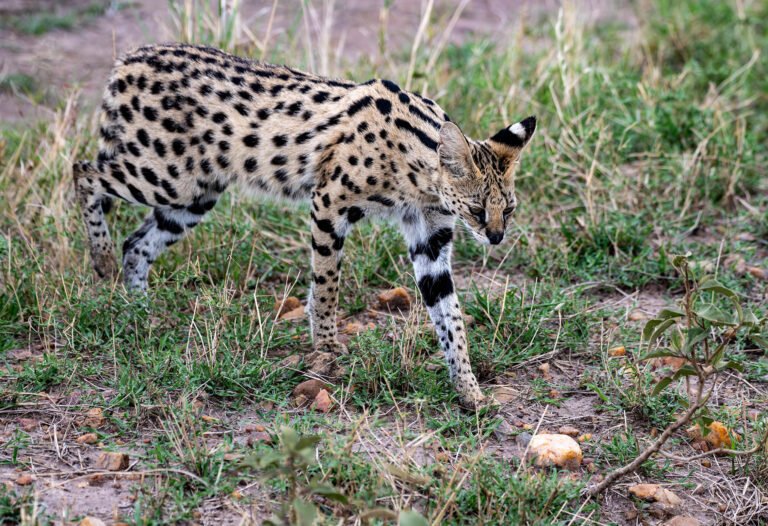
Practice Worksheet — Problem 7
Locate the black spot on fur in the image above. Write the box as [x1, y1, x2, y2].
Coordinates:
[141, 167, 160, 186]
[409, 228, 453, 261]
[244, 157, 257, 173]
[394, 118, 437, 151]
[243, 134, 259, 147]
[119, 104, 133, 122]
[347, 96, 373, 116]
[381, 79, 400, 93]
[137, 129, 150, 147]
[153, 138, 167, 157]
[418, 271, 454, 307]
[375, 98, 392, 115]
[143, 106, 158, 121]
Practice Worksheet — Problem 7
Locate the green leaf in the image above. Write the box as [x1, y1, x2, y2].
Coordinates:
[311, 483, 349, 504]
[670, 327, 684, 352]
[646, 319, 677, 347]
[657, 307, 686, 320]
[741, 309, 760, 327]
[719, 360, 745, 373]
[399, 510, 429, 526]
[293, 498, 318, 526]
[671, 365, 697, 380]
[652, 377, 673, 396]
[643, 318, 670, 340]
[695, 304, 736, 326]
[698, 279, 736, 298]
[682, 327, 708, 354]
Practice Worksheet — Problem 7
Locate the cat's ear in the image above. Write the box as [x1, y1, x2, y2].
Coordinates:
[438, 121, 474, 178]
[488, 115, 536, 156]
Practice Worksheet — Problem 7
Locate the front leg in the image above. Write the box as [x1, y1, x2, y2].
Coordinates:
[404, 216, 486, 409]
[308, 202, 348, 356]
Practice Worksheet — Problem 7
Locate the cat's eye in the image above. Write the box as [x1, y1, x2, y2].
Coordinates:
[503, 205, 516, 217]
[468, 206, 485, 223]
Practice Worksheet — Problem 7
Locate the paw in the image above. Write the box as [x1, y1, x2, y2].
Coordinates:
[93, 254, 118, 280]
[314, 339, 349, 356]
[304, 350, 346, 378]
[456, 380, 496, 412]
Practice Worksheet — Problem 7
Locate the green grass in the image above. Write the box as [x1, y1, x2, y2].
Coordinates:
[1, 0, 767, 523]
[2, 2, 113, 36]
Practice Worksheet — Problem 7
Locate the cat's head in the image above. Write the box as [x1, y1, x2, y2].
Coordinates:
[437, 116, 536, 245]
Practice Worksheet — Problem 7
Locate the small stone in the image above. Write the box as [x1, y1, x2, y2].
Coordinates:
[663, 517, 701, 526]
[628, 310, 647, 321]
[342, 321, 373, 335]
[245, 424, 266, 433]
[275, 296, 302, 317]
[95, 452, 129, 471]
[537, 363, 550, 378]
[16, 473, 35, 486]
[516, 432, 532, 448]
[293, 379, 330, 400]
[652, 356, 687, 371]
[377, 287, 411, 310]
[494, 419, 516, 438]
[725, 254, 747, 275]
[629, 484, 681, 509]
[79, 518, 107, 526]
[312, 389, 333, 413]
[629, 483, 660, 500]
[747, 267, 767, 281]
[83, 408, 105, 428]
[558, 425, 580, 437]
[608, 346, 626, 357]
[492, 386, 516, 404]
[223, 453, 238, 461]
[522, 423, 534, 430]
[577, 433, 592, 442]
[655, 488, 682, 508]
[687, 421, 738, 449]
[736, 232, 756, 242]
[9, 348, 34, 361]
[201, 415, 218, 423]
[76, 433, 98, 445]
[526, 434, 583, 470]
[701, 459, 711, 468]
[280, 305, 305, 320]
[18, 418, 37, 432]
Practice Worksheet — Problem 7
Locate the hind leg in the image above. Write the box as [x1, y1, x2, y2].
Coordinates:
[73, 161, 118, 279]
[122, 194, 219, 290]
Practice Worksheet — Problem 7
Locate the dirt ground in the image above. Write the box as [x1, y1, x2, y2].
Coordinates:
[0, 0, 634, 121]
[3, 1, 766, 525]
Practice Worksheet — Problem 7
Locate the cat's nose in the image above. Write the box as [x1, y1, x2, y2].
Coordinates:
[487, 231, 503, 245]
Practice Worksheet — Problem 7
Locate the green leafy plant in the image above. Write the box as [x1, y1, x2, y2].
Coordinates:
[589, 254, 768, 495]
[242, 427, 344, 525]
[241, 427, 429, 525]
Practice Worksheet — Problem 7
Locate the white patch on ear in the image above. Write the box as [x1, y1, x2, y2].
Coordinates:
[509, 122, 527, 139]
